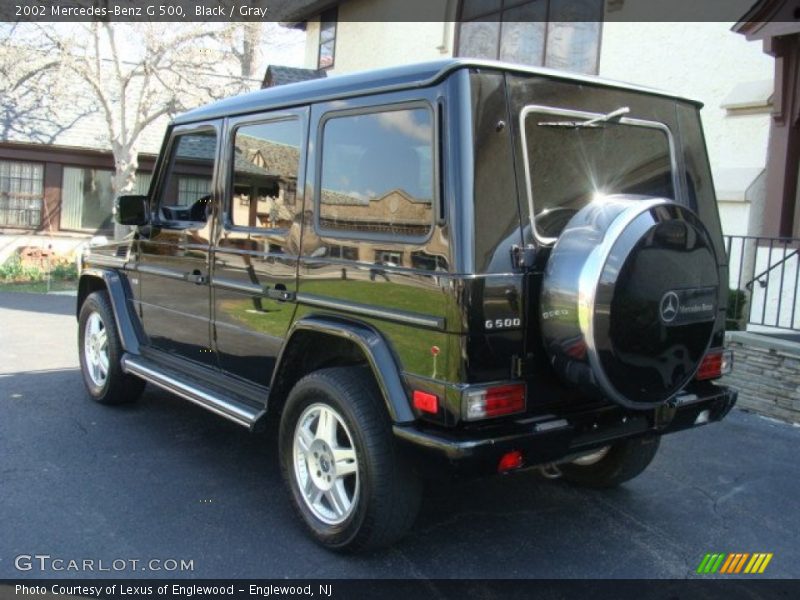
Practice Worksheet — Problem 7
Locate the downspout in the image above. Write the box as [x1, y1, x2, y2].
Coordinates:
[437, 0, 455, 54]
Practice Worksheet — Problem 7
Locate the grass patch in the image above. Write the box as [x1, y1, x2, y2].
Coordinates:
[300, 278, 449, 317]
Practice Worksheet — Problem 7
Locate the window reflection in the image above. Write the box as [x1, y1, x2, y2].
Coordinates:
[524, 110, 674, 239]
[318, 107, 434, 239]
[159, 130, 216, 223]
[456, 0, 603, 75]
[230, 119, 301, 230]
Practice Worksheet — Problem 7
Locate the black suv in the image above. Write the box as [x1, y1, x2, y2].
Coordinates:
[77, 59, 737, 552]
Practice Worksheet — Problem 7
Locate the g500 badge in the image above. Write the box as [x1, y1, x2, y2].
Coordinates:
[485, 318, 521, 330]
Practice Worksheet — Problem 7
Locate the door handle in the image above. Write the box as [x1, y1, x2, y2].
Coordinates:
[185, 270, 207, 285]
[266, 287, 295, 302]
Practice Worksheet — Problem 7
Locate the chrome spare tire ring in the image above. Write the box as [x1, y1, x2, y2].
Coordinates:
[293, 402, 360, 525]
[83, 311, 109, 388]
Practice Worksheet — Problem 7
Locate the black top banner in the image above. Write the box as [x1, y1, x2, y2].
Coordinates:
[0, 0, 795, 23]
[3, 579, 800, 600]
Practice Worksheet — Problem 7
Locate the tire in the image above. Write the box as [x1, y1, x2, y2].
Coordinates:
[560, 436, 661, 489]
[78, 290, 145, 405]
[279, 366, 421, 552]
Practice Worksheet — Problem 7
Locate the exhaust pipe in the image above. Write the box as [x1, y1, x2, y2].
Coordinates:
[539, 463, 562, 479]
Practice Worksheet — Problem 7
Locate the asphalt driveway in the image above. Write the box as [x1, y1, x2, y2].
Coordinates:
[1, 291, 798, 579]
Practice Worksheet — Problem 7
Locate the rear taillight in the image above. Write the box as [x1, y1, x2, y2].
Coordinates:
[463, 383, 526, 421]
[695, 349, 733, 380]
[412, 390, 439, 414]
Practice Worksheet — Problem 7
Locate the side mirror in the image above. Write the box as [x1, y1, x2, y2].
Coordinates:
[115, 195, 149, 226]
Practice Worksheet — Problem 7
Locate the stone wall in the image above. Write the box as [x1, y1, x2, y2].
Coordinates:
[721, 331, 800, 423]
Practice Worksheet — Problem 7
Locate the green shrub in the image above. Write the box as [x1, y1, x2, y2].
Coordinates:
[0, 255, 44, 283]
[0, 254, 77, 283]
[51, 262, 78, 281]
[726, 288, 748, 331]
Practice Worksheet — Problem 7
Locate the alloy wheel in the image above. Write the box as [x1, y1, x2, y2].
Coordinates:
[293, 403, 359, 525]
[83, 311, 109, 388]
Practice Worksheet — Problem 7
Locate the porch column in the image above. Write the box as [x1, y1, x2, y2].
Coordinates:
[762, 33, 800, 237]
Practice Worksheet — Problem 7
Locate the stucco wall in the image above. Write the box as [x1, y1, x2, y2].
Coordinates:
[599, 23, 773, 171]
[598, 22, 773, 236]
[304, 0, 454, 73]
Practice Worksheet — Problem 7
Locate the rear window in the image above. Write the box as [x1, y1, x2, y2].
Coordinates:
[317, 105, 434, 240]
[521, 106, 675, 241]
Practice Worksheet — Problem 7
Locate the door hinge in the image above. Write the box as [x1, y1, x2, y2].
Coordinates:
[512, 354, 536, 378]
[511, 244, 536, 269]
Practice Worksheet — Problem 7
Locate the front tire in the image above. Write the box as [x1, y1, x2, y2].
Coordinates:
[560, 436, 660, 489]
[78, 290, 145, 405]
[279, 367, 421, 552]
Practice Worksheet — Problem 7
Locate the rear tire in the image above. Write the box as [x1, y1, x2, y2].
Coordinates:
[279, 367, 421, 552]
[78, 290, 145, 405]
[560, 436, 660, 489]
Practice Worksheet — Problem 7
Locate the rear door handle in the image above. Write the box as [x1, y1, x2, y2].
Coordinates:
[185, 270, 207, 285]
[266, 288, 295, 302]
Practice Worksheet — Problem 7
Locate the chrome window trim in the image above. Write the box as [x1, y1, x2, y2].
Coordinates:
[85, 255, 127, 269]
[518, 104, 680, 246]
[134, 264, 187, 281]
[210, 277, 264, 296]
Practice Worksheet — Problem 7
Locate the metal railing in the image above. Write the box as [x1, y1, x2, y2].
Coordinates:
[725, 235, 800, 332]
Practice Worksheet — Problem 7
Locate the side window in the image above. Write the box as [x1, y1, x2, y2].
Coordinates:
[229, 119, 302, 230]
[318, 106, 434, 240]
[158, 129, 217, 224]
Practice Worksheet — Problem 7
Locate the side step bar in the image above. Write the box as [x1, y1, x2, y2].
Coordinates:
[121, 354, 265, 429]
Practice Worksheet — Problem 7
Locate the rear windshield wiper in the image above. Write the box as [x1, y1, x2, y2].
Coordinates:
[538, 106, 630, 128]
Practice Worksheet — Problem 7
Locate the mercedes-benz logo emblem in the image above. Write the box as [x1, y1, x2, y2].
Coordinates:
[660, 291, 679, 323]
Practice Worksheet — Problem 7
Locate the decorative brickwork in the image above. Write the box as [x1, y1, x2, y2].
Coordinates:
[722, 332, 800, 423]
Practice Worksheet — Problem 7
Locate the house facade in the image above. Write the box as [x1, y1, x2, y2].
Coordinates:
[0, 84, 164, 260]
[284, 0, 776, 240]
[0, 57, 261, 261]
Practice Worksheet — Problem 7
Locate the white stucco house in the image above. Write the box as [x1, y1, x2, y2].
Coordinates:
[277, 0, 775, 240]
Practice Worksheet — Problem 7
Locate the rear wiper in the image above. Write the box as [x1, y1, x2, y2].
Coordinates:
[538, 106, 630, 128]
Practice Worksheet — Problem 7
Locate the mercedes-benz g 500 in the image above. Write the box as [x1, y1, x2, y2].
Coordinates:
[77, 59, 736, 552]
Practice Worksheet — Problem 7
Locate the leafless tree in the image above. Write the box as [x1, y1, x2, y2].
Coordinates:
[225, 21, 307, 80]
[1, 20, 300, 237]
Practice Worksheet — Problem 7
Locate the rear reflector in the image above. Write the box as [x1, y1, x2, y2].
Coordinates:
[498, 450, 524, 473]
[412, 390, 439, 414]
[464, 383, 526, 421]
[695, 349, 733, 380]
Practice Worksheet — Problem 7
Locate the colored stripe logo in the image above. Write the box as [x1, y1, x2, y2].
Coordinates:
[696, 553, 773, 574]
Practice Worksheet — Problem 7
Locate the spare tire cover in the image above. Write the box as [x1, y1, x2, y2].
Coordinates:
[540, 195, 719, 409]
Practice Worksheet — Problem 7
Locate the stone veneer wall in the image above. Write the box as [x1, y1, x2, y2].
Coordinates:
[721, 331, 800, 424]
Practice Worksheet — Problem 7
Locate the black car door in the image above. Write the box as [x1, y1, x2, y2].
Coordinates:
[211, 109, 308, 387]
[134, 121, 220, 366]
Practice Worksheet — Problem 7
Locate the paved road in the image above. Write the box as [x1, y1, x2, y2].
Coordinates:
[1, 291, 799, 579]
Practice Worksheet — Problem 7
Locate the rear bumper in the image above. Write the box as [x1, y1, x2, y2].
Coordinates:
[393, 385, 737, 477]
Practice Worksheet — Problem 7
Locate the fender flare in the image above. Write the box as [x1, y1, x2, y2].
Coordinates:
[270, 315, 415, 424]
[78, 268, 141, 355]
